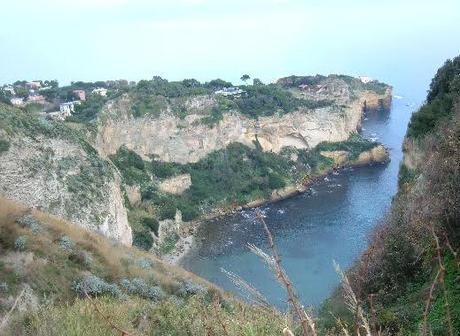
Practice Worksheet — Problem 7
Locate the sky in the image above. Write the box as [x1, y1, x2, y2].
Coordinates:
[1, 0, 460, 98]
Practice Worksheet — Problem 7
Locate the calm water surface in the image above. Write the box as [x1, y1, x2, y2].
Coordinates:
[181, 92, 420, 310]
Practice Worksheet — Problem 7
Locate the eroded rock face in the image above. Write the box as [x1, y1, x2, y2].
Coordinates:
[353, 145, 389, 165]
[158, 174, 192, 195]
[95, 86, 391, 164]
[0, 137, 132, 246]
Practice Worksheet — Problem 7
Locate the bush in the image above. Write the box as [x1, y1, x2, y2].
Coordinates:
[14, 236, 27, 251]
[398, 163, 418, 187]
[120, 278, 164, 301]
[73, 274, 121, 298]
[0, 139, 10, 154]
[16, 214, 42, 234]
[136, 258, 154, 269]
[59, 235, 75, 252]
[176, 281, 207, 298]
[268, 173, 286, 189]
[69, 250, 93, 268]
[142, 217, 159, 236]
[133, 230, 154, 251]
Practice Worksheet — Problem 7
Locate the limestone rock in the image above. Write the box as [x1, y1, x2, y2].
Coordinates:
[158, 174, 192, 195]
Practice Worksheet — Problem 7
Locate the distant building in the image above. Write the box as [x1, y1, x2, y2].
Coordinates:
[25, 81, 42, 90]
[92, 87, 108, 96]
[73, 89, 86, 101]
[358, 76, 373, 84]
[10, 97, 24, 106]
[59, 101, 81, 114]
[214, 87, 245, 97]
[3, 86, 15, 95]
[28, 94, 46, 104]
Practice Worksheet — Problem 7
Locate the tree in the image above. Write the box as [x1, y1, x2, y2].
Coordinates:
[253, 78, 264, 86]
[240, 74, 250, 84]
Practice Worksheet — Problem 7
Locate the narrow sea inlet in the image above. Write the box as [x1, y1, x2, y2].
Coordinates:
[181, 93, 415, 309]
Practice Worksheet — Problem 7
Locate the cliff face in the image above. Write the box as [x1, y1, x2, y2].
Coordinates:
[95, 78, 391, 164]
[0, 105, 132, 245]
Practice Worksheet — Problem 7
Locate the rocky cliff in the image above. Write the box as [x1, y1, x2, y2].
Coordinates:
[95, 76, 391, 164]
[0, 104, 132, 245]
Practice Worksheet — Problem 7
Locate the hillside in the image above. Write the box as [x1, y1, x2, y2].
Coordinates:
[0, 75, 391, 254]
[320, 56, 460, 335]
[0, 197, 288, 335]
[0, 104, 132, 245]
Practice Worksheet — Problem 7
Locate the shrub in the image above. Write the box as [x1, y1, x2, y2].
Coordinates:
[142, 217, 159, 236]
[73, 274, 121, 298]
[159, 232, 179, 255]
[16, 214, 42, 234]
[69, 250, 93, 268]
[268, 173, 286, 189]
[136, 258, 154, 269]
[176, 281, 207, 298]
[59, 235, 75, 252]
[120, 278, 164, 301]
[133, 230, 154, 251]
[0, 139, 10, 154]
[14, 236, 27, 251]
[398, 163, 418, 187]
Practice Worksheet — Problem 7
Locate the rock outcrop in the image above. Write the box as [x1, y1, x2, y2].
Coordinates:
[95, 77, 392, 164]
[0, 105, 132, 245]
[158, 174, 192, 195]
[0, 136, 132, 245]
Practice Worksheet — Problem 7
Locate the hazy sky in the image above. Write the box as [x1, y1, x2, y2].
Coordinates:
[1, 0, 460, 97]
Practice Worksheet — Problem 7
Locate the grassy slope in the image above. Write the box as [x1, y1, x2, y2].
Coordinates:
[0, 197, 289, 335]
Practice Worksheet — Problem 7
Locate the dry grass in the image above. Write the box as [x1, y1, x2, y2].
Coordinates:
[0, 196, 291, 335]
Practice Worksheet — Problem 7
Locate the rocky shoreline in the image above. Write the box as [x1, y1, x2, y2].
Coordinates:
[163, 143, 390, 264]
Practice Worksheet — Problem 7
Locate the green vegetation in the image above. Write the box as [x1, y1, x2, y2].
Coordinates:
[316, 133, 377, 160]
[24, 102, 43, 113]
[67, 94, 109, 123]
[0, 198, 289, 336]
[0, 103, 114, 213]
[408, 55, 460, 138]
[111, 134, 380, 252]
[320, 55, 460, 335]
[233, 83, 330, 118]
[277, 74, 389, 95]
[0, 139, 9, 154]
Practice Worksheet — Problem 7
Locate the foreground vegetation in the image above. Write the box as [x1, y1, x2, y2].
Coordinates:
[319, 55, 460, 335]
[0, 197, 289, 335]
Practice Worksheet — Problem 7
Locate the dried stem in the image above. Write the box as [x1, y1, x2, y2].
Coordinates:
[431, 227, 454, 336]
[368, 294, 377, 335]
[255, 209, 316, 336]
[221, 267, 270, 307]
[212, 294, 230, 336]
[83, 291, 135, 336]
[443, 231, 460, 272]
[0, 288, 25, 331]
[334, 261, 371, 336]
[422, 268, 441, 336]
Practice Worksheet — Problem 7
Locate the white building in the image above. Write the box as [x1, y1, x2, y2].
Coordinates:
[358, 76, 373, 84]
[214, 87, 245, 97]
[3, 86, 15, 95]
[92, 87, 108, 96]
[59, 101, 81, 115]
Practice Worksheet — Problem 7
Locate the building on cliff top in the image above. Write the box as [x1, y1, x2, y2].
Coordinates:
[73, 89, 86, 101]
[215, 87, 245, 96]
